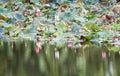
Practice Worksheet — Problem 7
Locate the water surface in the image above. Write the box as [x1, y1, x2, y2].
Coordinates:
[0, 40, 120, 76]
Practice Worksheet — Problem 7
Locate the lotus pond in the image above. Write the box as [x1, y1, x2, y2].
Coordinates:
[0, 0, 120, 76]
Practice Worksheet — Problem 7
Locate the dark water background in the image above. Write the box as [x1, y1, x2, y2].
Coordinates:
[0, 40, 120, 76]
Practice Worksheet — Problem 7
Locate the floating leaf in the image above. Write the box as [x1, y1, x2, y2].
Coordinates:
[15, 13, 25, 21]
[91, 31, 111, 43]
[56, 23, 66, 32]
[110, 24, 120, 30]
[84, 13, 95, 20]
[0, 7, 9, 14]
[84, 36, 91, 40]
[30, 0, 39, 4]
[25, 5, 33, 10]
[0, 27, 5, 34]
[82, 0, 99, 5]
[84, 22, 100, 32]
[0, 14, 7, 20]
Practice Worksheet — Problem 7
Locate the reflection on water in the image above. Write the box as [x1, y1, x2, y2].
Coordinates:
[0, 40, 120, 76]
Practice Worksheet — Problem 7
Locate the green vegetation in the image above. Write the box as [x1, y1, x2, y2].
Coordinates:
[0, 1, 120, 48]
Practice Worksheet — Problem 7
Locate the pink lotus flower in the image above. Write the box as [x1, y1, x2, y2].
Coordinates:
[34, 12, 39, 17]
[50, 35, 55, 39]
[35, 47, 40, 54]
[102, 52, 106, 60]
[113, 37, 119, 42]
[35, 8, 40, 12]
[67, 27, 72, 31]
[101, 14, 106, 19]
[37, 27, 41, 31]
[67, 43, 72, 48]
[79, 29, 83, 33]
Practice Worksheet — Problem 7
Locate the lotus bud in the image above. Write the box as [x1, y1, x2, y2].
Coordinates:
[34, 12, 39, 17]
[35, 8, 40, 12]
[101, 14, 106, 19]
[67, 27, 72, 31]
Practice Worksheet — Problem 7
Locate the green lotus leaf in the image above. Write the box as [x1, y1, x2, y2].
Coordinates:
[110, 24, 120, 30]
[0, 14, 7, 20]
[0, 27, 5, 34]
[84, 13, 95, 20]
[30, 0, 39, 4]
[84, 22, 100, 32]
[0, 7, 9, 14]
[25, 5, 33, 10]
[108, 46, 119, 52]
[15, 13, 25, 21]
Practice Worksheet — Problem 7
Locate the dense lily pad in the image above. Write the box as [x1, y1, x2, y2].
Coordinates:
[0, 1, 119, 50]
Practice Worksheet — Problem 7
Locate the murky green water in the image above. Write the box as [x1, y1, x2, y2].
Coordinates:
[0, 40, 120, 76]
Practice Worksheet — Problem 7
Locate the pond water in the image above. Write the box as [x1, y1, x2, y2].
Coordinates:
[0, 40, 120, 76]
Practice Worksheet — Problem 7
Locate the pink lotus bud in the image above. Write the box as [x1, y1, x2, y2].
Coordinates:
[79, 29, 83, 33]
[67, 43, 72, 48]
[67, 27, 72, 31]
[34, 12, 39, 17]
[102, 52, 106, 60]
[50, 35, 55, 39]
[35, 8, 40, 12]
[101, 14, 106, 19]
[37, 27, 41, 31]
[113, 37, 118, 42]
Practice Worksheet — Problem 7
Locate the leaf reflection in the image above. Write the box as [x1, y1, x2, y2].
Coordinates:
[0, 40, 119, 76]
[35, 36, 41, 55]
